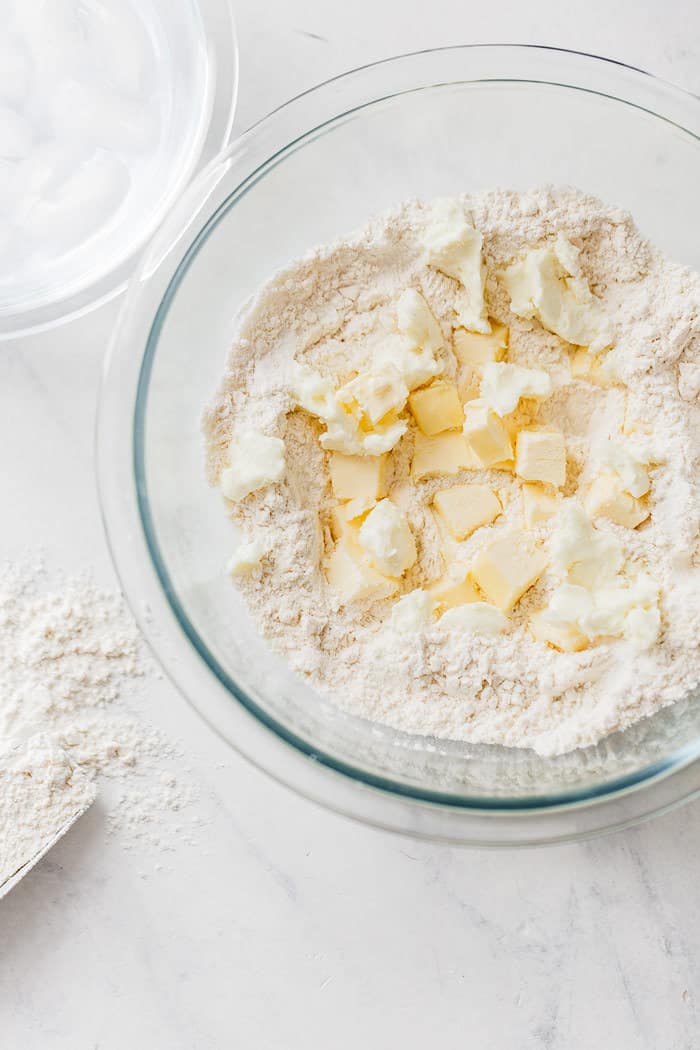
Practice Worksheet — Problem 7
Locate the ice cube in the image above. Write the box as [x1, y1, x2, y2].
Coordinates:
[50, 78, 159, 153]
[19, 149, 130, 252]
[85, 1, 153, 98]
[12, 0, 86, 80]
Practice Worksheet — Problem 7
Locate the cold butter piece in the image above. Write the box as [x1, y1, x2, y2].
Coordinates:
[584, 472, 649, 529]
[471, 532, 548, 611]
[453, 324, 508, 367]
[462, 400, 513, 467]
[515, 428, 567, 488]
[522, 484, 559, 528]
[396, 288, 444, 355]
[530, 610, 588, 652]
[336, 364, 408, 425]
[480, 362, 553, 417]
[220, 432, 286, 502]
[503, 233, 613, 354]
[433, 483, 501, 540]
[542, 577, 660, 649]
[329, 497, 375, 540]
[411, 431, 478, 480]
[570, 349, 617, 387]
[437, 602, 508, 635]
[408, 380, 464, 436]
[423, 199, 489, 333]
[550, 505, 623, 589]
[293, 370, 339, 421]
[329, 452, 387, 502]
[389, 589, 435, 633]
[227, 539, 265, 577]
[380, 289, 444, 391]
[294, 368, 407, 456]
[376, 332, 442, 393]
[429, 571, 480, 609]
[358, 499, 417, 577]
[326, 540, 398, 602]
[602, 440, 651, 498]
[321, 410, 407, 457]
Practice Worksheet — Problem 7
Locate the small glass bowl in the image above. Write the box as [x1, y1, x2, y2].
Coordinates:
[98, 46, 700, 845]
[1, 0, 238, 339]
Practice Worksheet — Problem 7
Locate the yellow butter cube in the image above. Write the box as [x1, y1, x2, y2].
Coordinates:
[515, 428, 566, 488]
[433, 483, 501, 540]
[408, 381, 464, 436]
[570, 349, 616, 388]
[471, 533, 548, 611]
[463, 400, 513, 467]
[411, 431, 479, 480]
[329, 498, 375, 540]
[584, 473, 649, 529]
[530, 612, 589, 652]
[329, 452, 387, 502]
[522, 484, 559, 528]
[325, 539, 398, 603]
[453, 324, 509, 367]
[429, 571, 480, 609]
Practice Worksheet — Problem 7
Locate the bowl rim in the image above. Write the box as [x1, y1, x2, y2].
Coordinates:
[1, 0, 240, 341]
[98, 43, 700, 843]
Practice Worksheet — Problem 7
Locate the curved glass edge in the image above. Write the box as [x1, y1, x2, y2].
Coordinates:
[0, 0, 239, 342]
[98, 45, 700, 836]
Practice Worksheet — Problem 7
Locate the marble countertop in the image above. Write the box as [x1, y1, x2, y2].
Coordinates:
[3, 2, 700, 1046]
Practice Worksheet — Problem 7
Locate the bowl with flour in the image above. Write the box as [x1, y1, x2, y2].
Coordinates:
[99, 46, 700, 845]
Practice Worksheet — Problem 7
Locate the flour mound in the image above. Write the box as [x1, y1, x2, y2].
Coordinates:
[0, 559, 200, 881]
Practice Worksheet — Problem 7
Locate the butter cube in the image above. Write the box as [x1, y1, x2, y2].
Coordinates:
[453, 324, 509, 367]
[408, 381, 464, 436]
[433, 483, 501, 540]
[530, 611, 589, 652]
[329, 498, 375, 540]
[325, 539, 398, 603]
[471, 533, 548, 611]
[570, 349, 616, 387]
[515, 429, 566, 488]
[227, 540, 264, 577]
[358, 499, 417, 577]
[329, 453, 386, 502]
[412, 431, 479, 480]
[584, 473, 649, 529]
[429, 571, 480, 609]
[522, 484, 559, 528]
[463, 400, 513, 467]
[336, 364, 408, 425]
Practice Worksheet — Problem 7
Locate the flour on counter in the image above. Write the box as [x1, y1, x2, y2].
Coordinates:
[204, 187, 700, 756]
[0, 559, 200, 880]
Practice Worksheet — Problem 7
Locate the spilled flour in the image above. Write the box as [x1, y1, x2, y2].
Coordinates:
[204, 187, 700, 756]
[0, 557, 200, 888]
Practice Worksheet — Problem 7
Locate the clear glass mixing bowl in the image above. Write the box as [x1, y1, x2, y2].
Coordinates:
[98, 46, 700, 845]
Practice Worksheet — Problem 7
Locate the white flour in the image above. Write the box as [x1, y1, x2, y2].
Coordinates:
[0, 558, 199, 886]
[204, 187, 700, 756]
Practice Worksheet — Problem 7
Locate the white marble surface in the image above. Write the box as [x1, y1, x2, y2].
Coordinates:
[3, 2, 700, 1046]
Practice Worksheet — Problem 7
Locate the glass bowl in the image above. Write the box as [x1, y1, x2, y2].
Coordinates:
[98, 46, 700, 845]
[1, 0, 238, 339]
